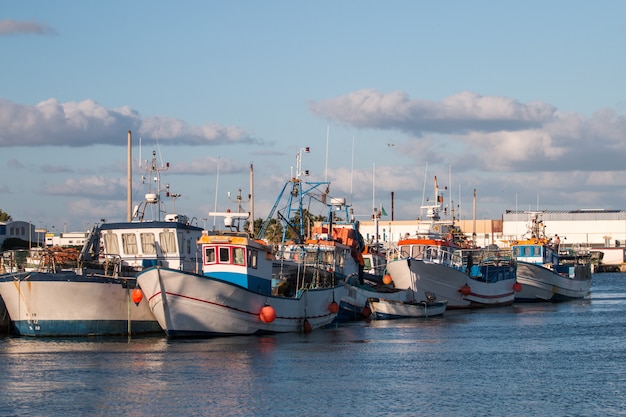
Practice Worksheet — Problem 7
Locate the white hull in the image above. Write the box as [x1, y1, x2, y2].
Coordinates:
[337, 283, 411, 320]
[386, 258, 516, 308]
[0, 271, 160, 336]
[515, 262, 592, 301]
[137, 267, 340, 337]
[369, 299, 447, 319]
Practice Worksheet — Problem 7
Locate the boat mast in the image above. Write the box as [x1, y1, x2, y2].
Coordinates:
[249, 163, 254, 236]
[127, 130, 132, 222]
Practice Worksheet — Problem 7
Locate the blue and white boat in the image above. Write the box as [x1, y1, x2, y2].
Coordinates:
[0, 141, 202, 337]
[510, 212, 592, 301]
[137, 150, 361, 337]
[385, 177, 520, 308]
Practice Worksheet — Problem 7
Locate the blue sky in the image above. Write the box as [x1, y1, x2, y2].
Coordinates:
[2, 1, 626, 232]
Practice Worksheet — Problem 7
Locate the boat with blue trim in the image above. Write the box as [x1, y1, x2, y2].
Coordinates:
[137, 149, 359, 337]
[0, 137, 202, 336]
[384, 177, 520, 308]
[509, 212, 592, 301]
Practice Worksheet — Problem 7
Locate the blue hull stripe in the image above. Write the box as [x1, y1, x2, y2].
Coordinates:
[11, 320, 162, 337]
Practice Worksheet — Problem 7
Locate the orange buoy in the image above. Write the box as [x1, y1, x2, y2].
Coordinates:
[131, 288, 143, 306]
[362, 306, 372, 317]
[513, 282, 523, 292]
[303, 319, 312, 333]
[328, 301, 339, 314]
[382, 274, 393, 285]
[259, 305, 276, 323]
[460, 284, 471, 296]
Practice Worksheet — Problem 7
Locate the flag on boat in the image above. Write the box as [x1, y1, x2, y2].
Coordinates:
[381, 205, 388, 216]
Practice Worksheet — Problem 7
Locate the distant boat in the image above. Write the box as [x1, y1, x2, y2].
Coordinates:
[509, 211, 592, 301]
[0, 135, 202, 337]
[385, 177, 520, 308]
[137, 151, 362, 337]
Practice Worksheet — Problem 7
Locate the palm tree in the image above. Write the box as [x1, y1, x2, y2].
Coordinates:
[0, 209, 12, 222]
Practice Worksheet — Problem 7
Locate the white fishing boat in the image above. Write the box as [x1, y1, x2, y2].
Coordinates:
[137, 149, 361, 337]
[368, 297, 447, 320]
[385, 177, 521, 308]
[0, 134, 202, 336]
[509, 212, 592, 301]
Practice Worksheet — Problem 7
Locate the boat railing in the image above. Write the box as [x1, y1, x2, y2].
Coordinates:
[1, 248, 79, 274]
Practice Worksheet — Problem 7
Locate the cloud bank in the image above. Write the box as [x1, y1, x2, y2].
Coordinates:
[0, 98, 262, 147]
[310, 89, 626, 172]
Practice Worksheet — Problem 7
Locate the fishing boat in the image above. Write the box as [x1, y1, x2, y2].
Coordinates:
[368, 297, 447, 320]
[508, 212, 592, 301]
[0, 135, 201, 336]
[384, 177, 521, 309]
[137, 149, 361, 337]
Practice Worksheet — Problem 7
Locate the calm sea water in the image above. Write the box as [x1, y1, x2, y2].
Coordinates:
[1, 273, 626, 417]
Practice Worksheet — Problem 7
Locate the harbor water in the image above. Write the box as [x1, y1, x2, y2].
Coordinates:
[1, 273, 625, 417]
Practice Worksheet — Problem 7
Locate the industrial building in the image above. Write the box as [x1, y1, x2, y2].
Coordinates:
[357, 209, 626, 249]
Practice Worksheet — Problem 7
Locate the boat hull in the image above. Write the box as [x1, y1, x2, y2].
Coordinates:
[386, 258, 516, 308]
[515, 261, 592, 301]
[0, 271, 160, 337]
[137, 266, 340, 338]
[369, 299, 447, 319]
[336, 283, 411, 321]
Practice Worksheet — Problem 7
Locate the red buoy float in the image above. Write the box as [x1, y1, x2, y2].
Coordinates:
[513, 282, 523, 292]
[382, 274, 393, 285]
[460, 284, 471, 296]
[259, 305, 276, 323]
[362, 306, 372, 318]
[328, 301, 339, 314]
[131, 288, 143, 306]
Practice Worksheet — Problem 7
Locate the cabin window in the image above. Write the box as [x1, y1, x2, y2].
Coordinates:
[103, 232, 119, 254]
[219, 247, 230, 263]
[363, 257, 372, 271]
[122, 233, 138, 254]
[141, 233, 156, 254]
[159, 231, 177, 254]
[204, 247, 216, 264]
[233, 247, 245, 265]
[248, 250, 258, 269]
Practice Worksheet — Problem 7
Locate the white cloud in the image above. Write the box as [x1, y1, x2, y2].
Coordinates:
[0, 98, 262, 147]
[0, 19, 56, 35]
[41, 176, 126, 199]
[309, 89, 556, 135]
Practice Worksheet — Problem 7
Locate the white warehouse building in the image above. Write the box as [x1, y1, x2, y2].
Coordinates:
[355, 209, 626, 249]
[501, 210, 626, 248]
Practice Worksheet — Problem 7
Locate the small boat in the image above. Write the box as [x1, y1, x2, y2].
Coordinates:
[385, 177, 521, 308]
[0, 141, 201, 337]
[368, 297, 447, 320]
[509, 212, 592, 301]
[137, 151, 361, 337]
[336, 279, 412, 321]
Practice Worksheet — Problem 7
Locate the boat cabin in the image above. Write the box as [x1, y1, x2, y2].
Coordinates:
[198, 232, 274, 295]
[96, 217, 204, 273]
